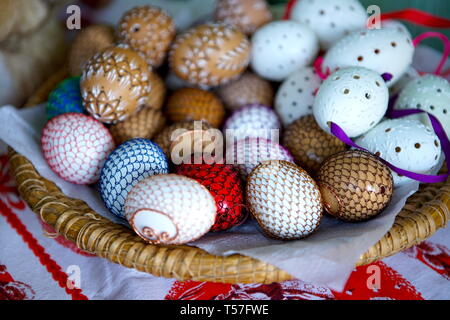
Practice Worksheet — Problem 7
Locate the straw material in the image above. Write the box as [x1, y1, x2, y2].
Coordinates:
[7, 70, 450, 284]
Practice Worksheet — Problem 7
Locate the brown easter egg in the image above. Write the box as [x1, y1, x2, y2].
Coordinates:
[147, 72, 166, 110]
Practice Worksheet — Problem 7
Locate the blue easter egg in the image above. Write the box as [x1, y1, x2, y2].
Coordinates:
[100, 138, 169, 218]
[47, 77, 84, 119]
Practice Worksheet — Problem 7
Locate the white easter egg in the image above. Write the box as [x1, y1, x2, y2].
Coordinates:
[251, 21, 319, 81]
[313, 67, 389, 137]
[390, 66, 420, 96]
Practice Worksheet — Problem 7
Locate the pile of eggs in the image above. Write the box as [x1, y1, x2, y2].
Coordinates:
[40, 1, 447, 245]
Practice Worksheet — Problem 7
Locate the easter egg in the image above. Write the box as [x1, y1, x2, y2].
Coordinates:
[216, 72, 274, 111]
[146, 72, 166, 110]
[99, 138, 169, 218]
[81, 45, 151, 124]
[169, 23, 251, 87]
[247, 160, 323, 240]
[214, 0, 272, 35]
[283, 115, 347, 174]
[250, 21, 319, 81]
[390, 66, 419, 96]
[176, 163, 245, 232]
[46, 77, 83, 119]
[167, 88, 225, 128]
[355, 119, 442, 187]
[313, 67, 389, 137]
[41, 113, 115, 185]
[275, 67, 323, 126]
[290, 0, 367, 50]
[317, 150, 394, 222]
[118, 6, 176, 68]
[323, 28, 415, 87]
[124, 174, 216, 244]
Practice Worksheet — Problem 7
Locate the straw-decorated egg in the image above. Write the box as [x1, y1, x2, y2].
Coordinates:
[169, 23, 251, 87]
[355, 119, 442, 187]
[118, 6, 176, 68]
[275, 67, 323, 126]
[216, 72, 274, 111]
[81, 45, 151, 124]
[283, 115, 347, 174]
[313, 67, 389, 137]
[176, 163, 245, 232]
[124, 174, 216, 244]
[41, 113, 115, 185]
[247, 160, 323, 239]
[214, 0, 272, 35]
[250, 21, 319, 81]
[317, 150, 394, 221]
[46, 77, 83, 119]
[167, 88, 225, 128]
[146, 72, 166, 110]
[99, 138, 169, 218]
[290, 0, 367, 50]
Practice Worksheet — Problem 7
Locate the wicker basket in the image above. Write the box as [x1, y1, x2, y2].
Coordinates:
[7, 70, 450, 284]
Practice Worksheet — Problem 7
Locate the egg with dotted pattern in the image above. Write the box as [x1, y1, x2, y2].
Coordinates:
[99, 138, 169, 218]
[46, 77, 84, 120]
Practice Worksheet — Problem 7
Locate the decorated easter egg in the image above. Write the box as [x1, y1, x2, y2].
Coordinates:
[109, 107, 165, 145]
[216, 72, 274, 111]
[81, 45, 151, 124]
[146, 72, 166, 110]
[41, 113, 115, 185]
[250, 21, 319, 81]
[167, 88, 225, 128]
[169, 23, 251, 87]
[118, 6, 176, 68]
[124, 174, 216, 244]
[46, 77, 83, 119]
[390, 66, 419, 96]
[355, 119, 442, 187]
[247, 160, 323, 239]
[214, 0, 272, 35]
[275, 67, 323, 126]
[317, 150, 394, 221]
[283, 115, 347, 174]
[313, 67, 389, 137]
[99, 138, 169, 218]
[323, 28, 415, 87]
[68, 25, 115, 76]
[290, 0, 367, 50]
[176, 163, 245, 232]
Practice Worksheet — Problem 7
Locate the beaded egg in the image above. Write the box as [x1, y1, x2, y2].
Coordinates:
[176, 163, 245, 232]
[247, 160, 323, 240]
[317, 150, 394, 222]
[169, 23, 251, 87]
[118, 6, 176, 68]
[81, 44, 151, 124]
[41, 113, 115, 185]
[99, 138, 169, 218]
[46, 77, 83, 120]
[124, 174, 216, 244]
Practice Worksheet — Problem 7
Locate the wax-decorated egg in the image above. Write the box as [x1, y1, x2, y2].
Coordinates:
[275, 67, 323, 126]
[46, 77, 83, 119]
[317, 150, 394, 221]
[323, 28, 415, 87]
[146, 72, 166, 110]
[247, 160, 323, 240]
[355, 119, 442, 187]
[216, 72, 274, 111]
[169, 23, 250, 87]
[313, 67, 389, 137]
[176, 163, 245, 232]
[167, 88, 225, 128]
[81, 45, 151, 124]
[99, 138, 169, 218]
[124, 174, 216, 244]
[68, 25, 115, 76]
[250, 21, 319, 81]
[41, 113, 115, 185]
[214, 0, 272, 35]
[283, 115, 347, 174]
[290, 0, 367, 50]
[118, 6, 176, 68]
